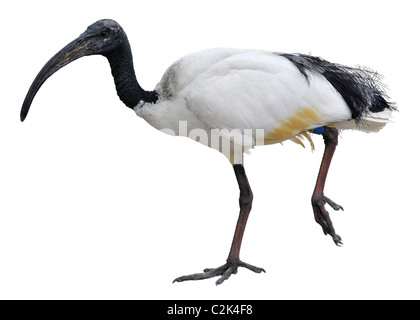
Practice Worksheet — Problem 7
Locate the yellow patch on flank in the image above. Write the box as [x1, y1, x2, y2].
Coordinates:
[265, 106, 321, 150]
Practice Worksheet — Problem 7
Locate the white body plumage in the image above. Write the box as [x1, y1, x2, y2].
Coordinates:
[135, 48, 391, 164]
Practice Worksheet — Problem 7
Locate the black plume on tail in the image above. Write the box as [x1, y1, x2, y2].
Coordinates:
[279, 53, 395, 122]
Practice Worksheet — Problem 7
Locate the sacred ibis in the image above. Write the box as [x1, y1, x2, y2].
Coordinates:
[21, 19, 395, 285]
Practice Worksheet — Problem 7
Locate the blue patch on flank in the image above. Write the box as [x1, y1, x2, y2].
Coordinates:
[311, 127, 325, 135]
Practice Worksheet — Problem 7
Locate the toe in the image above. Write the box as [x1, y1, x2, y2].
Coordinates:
[325, 196, 344, 211]
[215, 266, 236, 286]
[239, 261, 266, 274]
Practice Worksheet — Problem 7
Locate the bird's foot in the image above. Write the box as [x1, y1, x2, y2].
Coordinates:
[312, 194, 344, 246]
[173, 259, 265, 285]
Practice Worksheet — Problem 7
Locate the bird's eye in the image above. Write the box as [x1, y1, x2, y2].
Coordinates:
[101, 27, 112, 37]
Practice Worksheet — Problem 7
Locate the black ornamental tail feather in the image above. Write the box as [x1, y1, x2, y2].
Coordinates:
[279, 53, 395, 122]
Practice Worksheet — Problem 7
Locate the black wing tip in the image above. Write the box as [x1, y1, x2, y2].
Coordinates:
[280, 53, 395, 120]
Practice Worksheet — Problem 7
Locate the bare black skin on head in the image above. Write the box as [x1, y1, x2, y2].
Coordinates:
[21, 19, 157, 121]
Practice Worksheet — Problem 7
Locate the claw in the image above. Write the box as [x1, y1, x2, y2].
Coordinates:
[333, 234, 343, 246]
[325, 196, 344, 211]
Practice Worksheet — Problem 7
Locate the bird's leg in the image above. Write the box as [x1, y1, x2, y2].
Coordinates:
[312, 126, 344, 246]
[173, 164, 265, 285]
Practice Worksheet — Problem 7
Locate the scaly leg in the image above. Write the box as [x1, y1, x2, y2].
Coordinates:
[173, 164, 265, 285]
[312, 127, 344, 246]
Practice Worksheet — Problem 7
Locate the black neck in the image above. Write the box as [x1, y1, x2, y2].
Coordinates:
[104, 33, 158, 109]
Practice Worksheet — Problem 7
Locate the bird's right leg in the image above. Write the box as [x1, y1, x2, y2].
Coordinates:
[312, 126, 344, 246]
[173, 164, 265, 285]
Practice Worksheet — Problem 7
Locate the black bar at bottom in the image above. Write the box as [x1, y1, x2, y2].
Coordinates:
[150, 300, 278, 318]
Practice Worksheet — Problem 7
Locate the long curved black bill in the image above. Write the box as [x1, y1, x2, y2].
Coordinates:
[21, 36, 92, 121]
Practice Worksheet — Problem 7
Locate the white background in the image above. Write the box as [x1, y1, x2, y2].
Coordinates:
[1, 0, 418, 299]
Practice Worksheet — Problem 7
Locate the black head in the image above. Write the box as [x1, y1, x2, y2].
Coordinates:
[79, 19, 126, 56]
[21, 19, 127, 121]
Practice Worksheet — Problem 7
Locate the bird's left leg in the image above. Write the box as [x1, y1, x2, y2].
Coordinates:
[312, 126, 344, 246]
[173, 164, 265, 285]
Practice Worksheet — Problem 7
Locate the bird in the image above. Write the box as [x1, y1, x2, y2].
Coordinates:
[21, 19, 395, 285]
